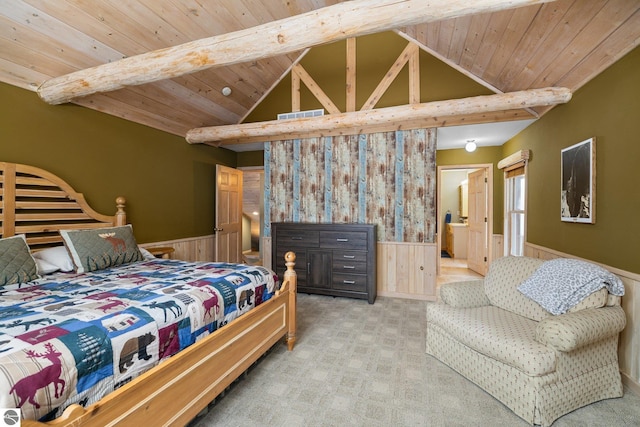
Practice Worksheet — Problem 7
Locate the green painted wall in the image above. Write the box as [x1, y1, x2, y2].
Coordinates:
[237, 151, 265, 168]
[0, 82, 236, 244]
[503, 46, 640, 273]
[6, 30, 634, 272]
[244, 31, 505, 235]
[245, 31, 492, 122]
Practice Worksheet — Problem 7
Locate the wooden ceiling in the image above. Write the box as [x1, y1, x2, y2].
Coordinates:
[1, 0, 638, 146]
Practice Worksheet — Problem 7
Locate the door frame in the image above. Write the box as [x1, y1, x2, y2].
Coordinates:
[436, 164, 493, 276]
[238, 166, 265, 261]
[215, 164, 243, 263]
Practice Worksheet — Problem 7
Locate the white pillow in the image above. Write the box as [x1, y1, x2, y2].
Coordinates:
[35, 257, 60, 275]
[32, 246, 75, 272]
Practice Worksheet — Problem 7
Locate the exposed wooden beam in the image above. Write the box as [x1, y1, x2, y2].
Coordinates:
[293, 64, 341, 114]
[362, 42, 419, 110]
[346, 38, 357, 112]
[37, 0, 554, 105]
[291, 70, 301, 113]
[186, 87, 571, 145]
[192, 111, 535, 146]
[409, 44, 421, 104]
[241, 48, 311, 123]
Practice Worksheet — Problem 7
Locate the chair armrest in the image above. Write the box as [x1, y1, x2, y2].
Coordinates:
[439, 279, 490, 308]
[535, 306, 626, 352]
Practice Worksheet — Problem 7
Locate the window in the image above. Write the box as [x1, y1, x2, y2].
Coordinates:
[505, 165, 526, 256]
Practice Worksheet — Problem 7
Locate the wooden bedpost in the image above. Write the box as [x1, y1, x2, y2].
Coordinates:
[115, 196, 127, 226]
[284, 251, 297, 351]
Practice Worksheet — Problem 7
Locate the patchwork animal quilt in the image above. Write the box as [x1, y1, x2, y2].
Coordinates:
[0, 259, 278, 421]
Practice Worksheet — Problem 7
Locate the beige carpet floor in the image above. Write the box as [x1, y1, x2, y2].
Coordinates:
[191, 293, 640, 427]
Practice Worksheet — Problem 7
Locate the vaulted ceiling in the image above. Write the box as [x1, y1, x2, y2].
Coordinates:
[1, 1, 638, 149]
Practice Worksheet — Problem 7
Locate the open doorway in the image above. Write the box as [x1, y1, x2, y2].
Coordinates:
[240, 167, 264, 265]
[437, 164, 492, 286]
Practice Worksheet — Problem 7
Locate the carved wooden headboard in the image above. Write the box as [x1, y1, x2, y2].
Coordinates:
[0, 162, 126, 248]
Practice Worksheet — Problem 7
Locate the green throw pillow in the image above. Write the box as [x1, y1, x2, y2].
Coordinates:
[0, 235, 39, 286]
[60, 225, 144, 273]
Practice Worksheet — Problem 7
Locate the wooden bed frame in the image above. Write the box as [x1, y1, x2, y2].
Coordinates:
[0, 162, 297, 427]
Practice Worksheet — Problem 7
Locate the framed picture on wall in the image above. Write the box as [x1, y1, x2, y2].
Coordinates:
[561, 137, 595, 223]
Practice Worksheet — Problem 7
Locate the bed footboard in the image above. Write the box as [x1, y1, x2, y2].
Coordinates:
[23, 253, 297, 427]
[278, 251, 297, 351]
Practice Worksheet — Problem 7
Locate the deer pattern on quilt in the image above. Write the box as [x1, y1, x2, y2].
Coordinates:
[0, 318, 55, 332]
[96, 298, 126, 313]
[202, 288, 220, 320]
[10, 343, 65, 409]
[0, 259, 278, 420]
[143, 300, 183, 323]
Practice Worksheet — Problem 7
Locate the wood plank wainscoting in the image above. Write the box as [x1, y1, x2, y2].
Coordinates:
[265, 235, 639, 394]
[377, 242, 438, 301]
[524, 242, 640, 397]
[491, 234, 504, 263]
[267, 238, 437, 301]
[141, 236, 639, 397]
[141, 234, 215, 262]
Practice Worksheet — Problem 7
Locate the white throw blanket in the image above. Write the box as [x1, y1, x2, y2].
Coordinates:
[517, 258, 624, 315]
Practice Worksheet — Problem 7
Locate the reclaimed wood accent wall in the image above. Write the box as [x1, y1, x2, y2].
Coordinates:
[264, 129, 436, 243]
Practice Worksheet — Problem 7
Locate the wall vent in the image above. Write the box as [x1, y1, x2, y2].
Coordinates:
[277, 109, 324, 120]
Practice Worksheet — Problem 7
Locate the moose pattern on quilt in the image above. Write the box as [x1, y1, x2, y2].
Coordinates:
[0, 259, 278, 421]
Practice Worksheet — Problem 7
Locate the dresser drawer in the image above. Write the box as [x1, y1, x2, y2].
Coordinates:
[333, 250, 368, 263]
[275, 229, 319, 247]
[271, 222, 376, 304]
[320, 231, 368, 249]
[274, 250, 307, 285]
[332, 251, 367, 274]
[332, 273, 367, 292]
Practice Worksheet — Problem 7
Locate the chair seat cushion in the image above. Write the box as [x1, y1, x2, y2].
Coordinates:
[427, 303, 556, 376]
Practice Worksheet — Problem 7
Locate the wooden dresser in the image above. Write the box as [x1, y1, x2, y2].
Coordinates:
[271, 223, 377, 304]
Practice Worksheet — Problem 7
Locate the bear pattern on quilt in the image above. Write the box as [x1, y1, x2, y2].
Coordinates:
[0, 259, 278, 421]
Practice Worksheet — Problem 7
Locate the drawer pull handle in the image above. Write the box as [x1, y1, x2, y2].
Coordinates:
[343, 280, 356, 284]
[342, 255, 355, 259]
[336, 238, 349, 242]
[343, 265, 356, 269]
[291, 236, 303, 240]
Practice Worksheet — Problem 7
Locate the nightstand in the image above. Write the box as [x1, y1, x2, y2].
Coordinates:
[146, 246, 175, 259]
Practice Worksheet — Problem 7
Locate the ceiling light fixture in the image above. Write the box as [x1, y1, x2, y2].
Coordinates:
[221, 86, 232, 96]
[465, 140, 477, 152]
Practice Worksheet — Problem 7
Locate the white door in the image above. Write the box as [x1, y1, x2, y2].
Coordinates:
[215, 165, 243, 263]
[467, 168, 488, 275]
